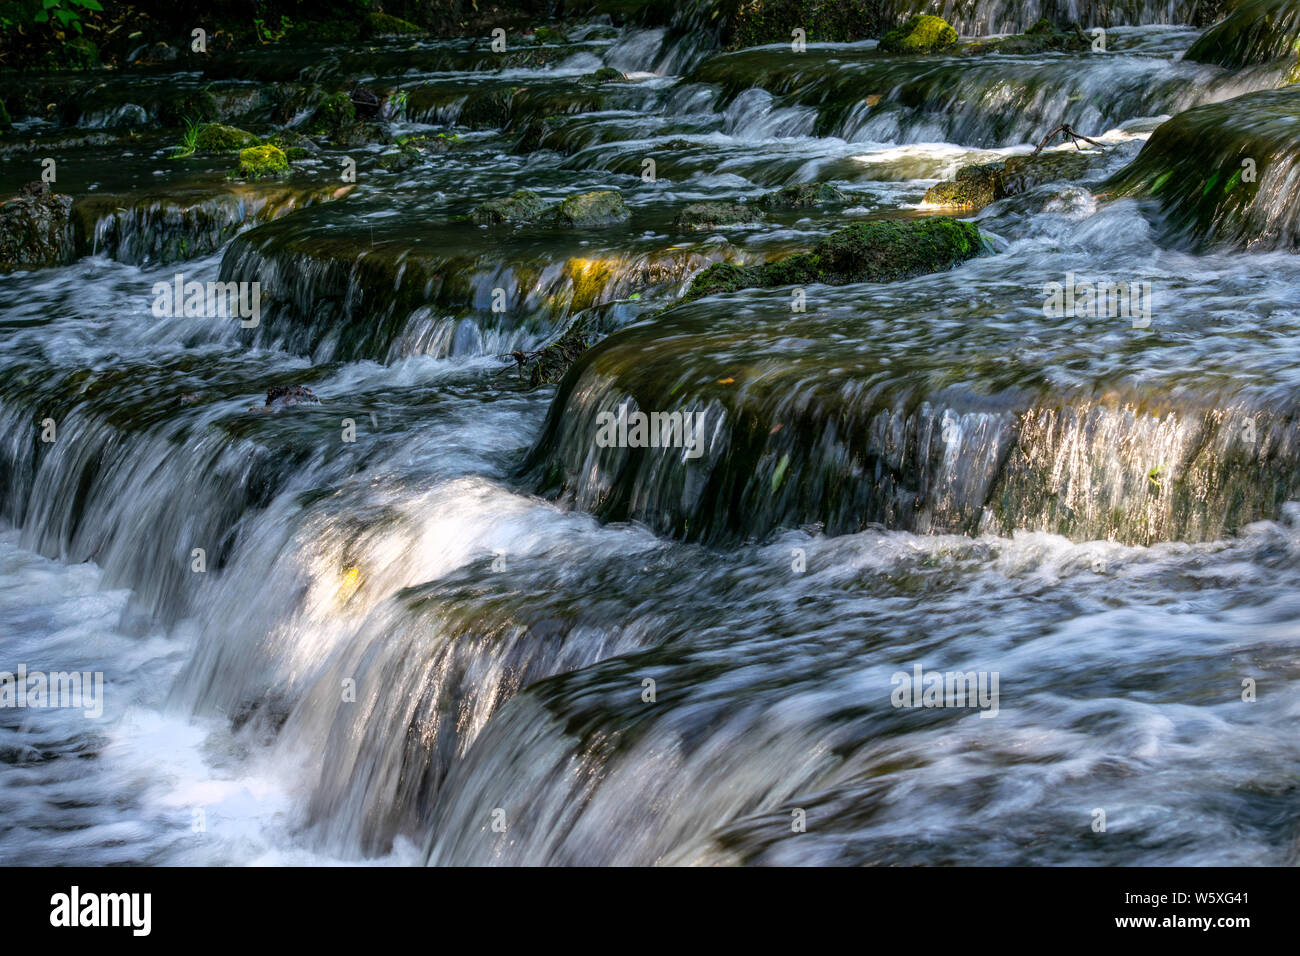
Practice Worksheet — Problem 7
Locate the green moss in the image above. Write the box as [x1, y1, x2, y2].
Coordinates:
[756, 182, 848, 208]
[684, 217, 984, 300]
[194, 124, 261, 153]
[472, 189, 550, 225]
[673, 201, 763, 231]
[878, 15, 958, 55]
[236, 145, 290, 180]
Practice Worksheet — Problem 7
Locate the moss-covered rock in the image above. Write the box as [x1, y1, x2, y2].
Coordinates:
[365, 12, 423, 37]
[551, 189, 631, 226]
[878, 15, 958, 55]
[236, 145, 291, 181]
[578, 67, 626, 85]
[673, 201, 764, 231]
[756, 182, 849, 208]
[195, 124, 260, 153]
[925, 150, 1104, 211]
[923, 162, 1003, 210]
[0, 192, 75, 272]
[309, 92, 357, 137]
[533, 26, 570, 44]
[1185, 0, 1300, 69]
[684, 217, 985, 300]
[472, 189, 550, 225]
[1103, 86, 1300, 250]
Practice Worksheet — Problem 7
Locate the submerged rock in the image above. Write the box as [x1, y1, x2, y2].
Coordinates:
[0, 190, 74, 272]
[236, 145, 291, 181]
[684, 217, 986, 300]
[879, 15, 958, 55]
[755, 182, 849, 208]
[673, 201, 763, 231]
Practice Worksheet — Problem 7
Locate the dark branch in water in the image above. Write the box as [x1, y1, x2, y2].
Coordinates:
[1033, 124, 1108, 154]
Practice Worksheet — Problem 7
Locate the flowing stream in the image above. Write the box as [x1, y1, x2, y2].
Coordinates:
[1, 11, 1298, 866]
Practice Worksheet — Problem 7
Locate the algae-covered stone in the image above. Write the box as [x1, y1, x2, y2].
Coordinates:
[551, 190, 630, 226]
[237, 145, 290, 180]
[879, 15, 958, 55]
[673, 202, 763, 231]
[578, 67, 625, 85]
[0, 192, 75, 272]
[472, 190, 550, 225]
[756, 182, 849, 208]
[1185, 0, 1300, 69]
[684, 217, 984, 300]
[195, 124, 260, 153]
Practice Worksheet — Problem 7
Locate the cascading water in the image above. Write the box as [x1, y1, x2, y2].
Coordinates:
[2, 4, 1299, 869]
